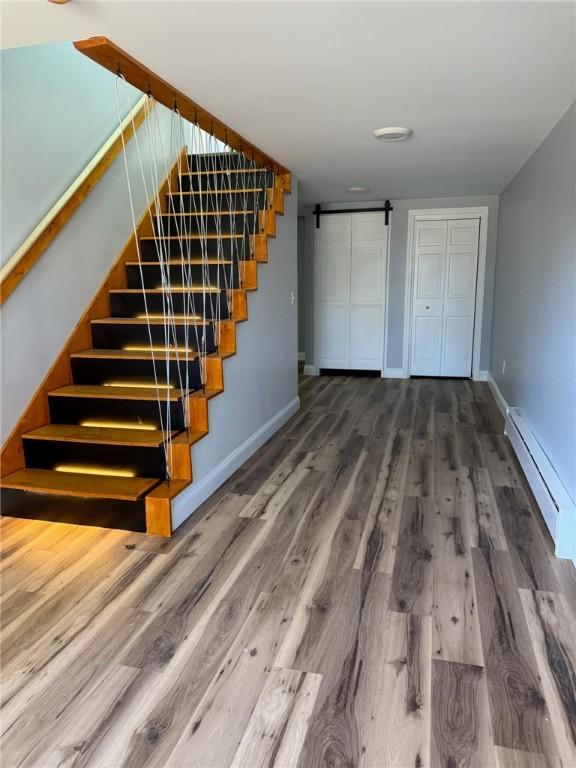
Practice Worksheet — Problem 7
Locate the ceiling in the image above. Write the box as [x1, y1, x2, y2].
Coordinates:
[2, 1, 575, 204]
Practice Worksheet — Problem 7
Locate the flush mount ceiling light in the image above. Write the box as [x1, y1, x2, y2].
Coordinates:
[373, 126, 412, 142]
[346, 186, 370, 193]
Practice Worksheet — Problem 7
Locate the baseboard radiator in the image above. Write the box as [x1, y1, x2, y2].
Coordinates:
[505, 407, 576, 561]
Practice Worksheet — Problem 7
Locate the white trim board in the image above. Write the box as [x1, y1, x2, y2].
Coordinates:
[303, 364, 319, 376]
[298, 352, 305, 362]
[486, 373, 576, 562]
[487, 371, 508, 417]
[171, 396, 300, 531]
[402, 207, 489, 380]
[382, 368, 405, 379]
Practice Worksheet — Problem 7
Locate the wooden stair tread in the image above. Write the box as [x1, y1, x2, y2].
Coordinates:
[174, 188, 265, 195]
[23, 424, 176, 447]
[71, 348, 199, 361]
[109, 288, 223, 295]
[50, 384, 181, 401]
[183, 168, 267, 176]
[91, 316, 210, 326]
[0, 469, 159, 501]
[156, 210, 255, 216]
[190, 387, 223, 400]
[139, 234, 245, 241]
[126, 259, 234, 266]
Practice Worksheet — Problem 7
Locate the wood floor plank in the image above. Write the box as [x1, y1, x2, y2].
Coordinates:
[519, 589, 576, 767]
[495, 486, 561, 592]
[1, 373, 570, 768]
[478, 433, 522, 487]
[434, 411, 459, 516]
[163, 592, 296, 768]
[229, 667, 322, 768]
[457, 466, 508, 550]
[389, 496, 435, 615]
[433, 515, 484, 666]
[495, 746, 562, 767]
[356, 610, 432, 768]
[471, 547, 558, 755]
[431, 660, 496, 768]
[353, 428, 412, 575]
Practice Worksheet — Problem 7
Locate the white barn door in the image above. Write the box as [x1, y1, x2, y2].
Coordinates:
[410, 218, 480, 377]
[316, 212, 386, 371]
[350, 213, 386, 369]
[316, 215, 352, 368]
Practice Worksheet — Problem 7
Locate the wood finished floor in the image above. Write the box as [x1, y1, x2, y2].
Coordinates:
[1, 372, 576, 768]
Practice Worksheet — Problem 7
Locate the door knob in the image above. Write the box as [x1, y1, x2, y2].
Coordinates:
[425, 305, 430, 309]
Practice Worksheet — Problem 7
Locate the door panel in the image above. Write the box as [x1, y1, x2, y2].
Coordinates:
[352, 213, 387, 242]
[351, 246, 383, 304]
[411, 221, 446, 376]
[317, 245, 350, 303]
[412, 316, 442, 375]
[350, 306, 382, 369]
[416, 252, 444, 298]
[441, 219, 479, 376]
[316, 212, 386, 372]
[318, 306, 350, 367]
[410, 217, 479, 377]
[318, 214, 351, 245]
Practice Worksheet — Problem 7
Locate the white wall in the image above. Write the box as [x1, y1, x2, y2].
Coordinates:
[172, 186, 299, 529]
[490, 102, 575, 503]
[1, 103, 178, 442]
[302, 195, 499, 373]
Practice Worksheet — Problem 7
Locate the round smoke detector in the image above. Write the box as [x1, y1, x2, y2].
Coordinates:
[373, 126, 412, 142]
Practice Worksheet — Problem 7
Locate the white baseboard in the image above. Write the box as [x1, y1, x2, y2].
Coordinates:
[382, 367, 405, 379]
[171, 396, 300, 530]
[303, 364, 319, 376]
[298, 352, 305, 362]
[475, 369, 489, 381]
[486, 371, 508, 418]
[506, 407, 576, 561]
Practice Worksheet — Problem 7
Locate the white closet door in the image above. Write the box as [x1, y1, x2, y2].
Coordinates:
[441, 219, 480, 376]
[410, 217, 480, 377]
[411, 220, 447, 376]
[350, 213, 386, 369]
[316, 215, 352, 368]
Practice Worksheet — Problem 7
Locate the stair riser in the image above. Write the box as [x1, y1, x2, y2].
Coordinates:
[139, 236, 252, 260]
[23, 440, 167, 479]
[169, 191, 267, 212]
[126, 263, 240, 290]
[110, 291, 229, 319]
[71, 357, 203, 389]
[91, 321, 216, 353]
[187, 153, 253, 171]
[48, 396, 186, 432]
[179, 171, 274, 192]
[153, 213, 258, 236]
[1, 489, 147, 532]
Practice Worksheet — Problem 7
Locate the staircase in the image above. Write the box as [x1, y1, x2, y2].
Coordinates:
[0, 152, 290, 536]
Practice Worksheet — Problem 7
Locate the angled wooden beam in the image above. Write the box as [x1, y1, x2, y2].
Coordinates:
[74, 36, 290, 177]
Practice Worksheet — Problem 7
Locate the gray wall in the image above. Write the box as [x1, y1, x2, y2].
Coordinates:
[173, 186, 299, 528]
[1, 42, 141, 263]
[297, 215, 306, 354]
[1, 104, 177, 442]
[302, 195, 499, 372]
[491, 102, 575, 501]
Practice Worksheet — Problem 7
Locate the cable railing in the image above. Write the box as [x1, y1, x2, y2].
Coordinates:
[75, 37, 289, 481]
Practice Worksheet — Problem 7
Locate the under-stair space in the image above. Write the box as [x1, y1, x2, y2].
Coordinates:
[1, 151, 290, 535]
